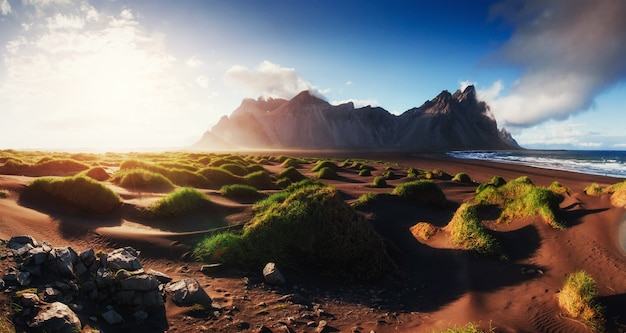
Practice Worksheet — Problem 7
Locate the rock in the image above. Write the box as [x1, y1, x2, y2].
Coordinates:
[133, 310, 148, 321]
[18, 292, 40, 307]
[43, 287, 62, 302]
[279, 293, 309, 305]
[200, 263, 223, 274]
[256, 325, 274, 333]
[107, 247, 142, 271]
[79, 248, 96, 268]
[118, 273, 159, 291]
[102, 309, 124, 324]
[263, 262, 285, 285]
[146, 268, 172, 284]
[8, 235, 38, 249]
[29, 301, 82, 333]
[16, 271, 31, 286]
[28, 246, 50, 265]
[45, 247, 76, 278]
[165, 278, 212, 307]
[0, 279, 4, 290]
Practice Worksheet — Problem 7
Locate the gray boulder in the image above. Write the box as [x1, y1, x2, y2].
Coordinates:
[263, 262, 286, 285]
[106, 247, 142, 271]
[29, 302, 82, 333]
[165, 278, 211, 306]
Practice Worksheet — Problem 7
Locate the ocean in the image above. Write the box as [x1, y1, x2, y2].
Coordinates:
[448, 150, 626, 179]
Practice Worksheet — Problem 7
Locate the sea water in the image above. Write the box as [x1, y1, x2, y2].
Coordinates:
[448, 150, 626, 179]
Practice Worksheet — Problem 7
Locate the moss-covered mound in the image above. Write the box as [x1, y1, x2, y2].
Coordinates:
[475, 176, 564, 229]
[196, 185, 395, 281]
[23, 175, 121, 214]
[451, 172, 472, 183]
[278, 166, 306, 182]
[557, 271, 604, 331]
[610, 183, 626, 208]
[317, 167, 339, 180]
[372, 176, 387, 188]
[584, 183, 603, 197]
[311, 160, 339, 172]
[443, 203, 502, 257]
[144, 187, 210, 218]
[114, 169, 175, 192]
[392, 180, 447, 208]
[220, 184, 263, 201]
[80, 166, 110, 181]
[198, 167, 243, 187]
[244, 170, 274, 189]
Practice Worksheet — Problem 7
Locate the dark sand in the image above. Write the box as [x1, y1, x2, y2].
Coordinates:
[1, 152, 625, 332]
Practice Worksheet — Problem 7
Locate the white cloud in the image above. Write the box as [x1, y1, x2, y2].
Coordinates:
[345, 81, 352, 86]
[224, 60, 328, 99]
[577, 142, 603, 148]
[186, 56, 203, 68]
[1, 0, 11, 15]
[195, 75, 210, 88]
[513, 121, 601, 147]
[47, 13, 85, 30]
[489, 0, 626, 128]
[613, 143, 626, 148]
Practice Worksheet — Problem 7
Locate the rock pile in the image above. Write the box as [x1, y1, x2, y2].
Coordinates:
[0, 235, 212, 332]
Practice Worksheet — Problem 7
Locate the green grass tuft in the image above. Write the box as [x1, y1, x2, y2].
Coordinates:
[353, 192, 378, 208]
[144, 187, 209, 218]
[219, 163, 248, 177]
[194, 231, 245, 264]
[220, 184, 263, 201]
[452, 172, 473, 183]
[372, 176, 387, 187]
[311, 160, 339, 172]
[443, 203, 502, 257]
[244, 170, 274, 189]
[317, 166, 339, 180]
[557, 271, 604, 331]
[25, 175, 121, 214]
[0, 189, 9, 198]
[80, 166, 110, 181]
[198, 167, 243, 187]
[115, 169, 175, 192]
[358, 169, 371, 176]
[409, 222, 438, 240]
[392, 180, 447, 208]
[278, 166, 306, 182]
[583, 183, 603, 196]
[610, 183, 626, 208]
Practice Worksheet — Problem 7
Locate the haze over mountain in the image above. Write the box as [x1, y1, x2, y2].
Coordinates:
[195, 86, 520, 151]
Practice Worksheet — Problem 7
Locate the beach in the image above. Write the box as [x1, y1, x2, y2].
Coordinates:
[1, 151, 625, 332]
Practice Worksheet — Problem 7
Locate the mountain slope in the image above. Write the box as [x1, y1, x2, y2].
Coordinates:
[195, 86, 520, 151]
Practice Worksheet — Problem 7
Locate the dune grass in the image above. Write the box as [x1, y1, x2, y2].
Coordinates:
[0, 189, 9, 198]
[144, 187, 209, 218]
[425, 168, 452, 180]
[443, 203, 502, 257]
[392, 179, 447, 208]
[476, 176, 507, 193]
[244, 170, 274, 189]
[220, 184, 263, 200]
[434, 322, 491, 333]
[557, 271, 604, 331]
[114, 169, 175, 192]
[80, 166, 110, 181]
[452, 172, 473, 183]
[352, 192, 378, 209]
[278, 166, 306, 182]
[409, 222, 439, 240]
[197, 183, 394, 281]
[549, 181, 571, 195]
[198, 167, 243, 187]
[372, 176, 387, 187]
[358, 168, 371, 176]
[610, 183, 626, 208]
[219, 163, 248, 177]
[25, 175, 121, 214]
[280, 158, 304, 168]
[584, 183, 603, 196]
[311, 160, 339, 172]
[317, 166, 339, 180]
[475, 176, 564, 229]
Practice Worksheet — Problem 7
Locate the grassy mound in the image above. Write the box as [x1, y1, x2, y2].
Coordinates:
[198, 167, 243, 187]
[244, 171, 274, 189]
[24, 175, 121, 214]
[220, 163, 248, 177]
[278, 166, 306, 182]
[372, 176, 387, 187]
[32, 158, 90, 176]
[220, 184, 263, 201]
[311, 160, 339, 172]
[280, 158, 303, 168]
[194, 232, 245, 265]
[409, 222, 438, 240]
[549, 181, 571, 195]
[317, 167, 339, 180]
[443, 203, 502, 257]
[352, 192, 377, 209]
[80, 166, 110, 181]
[425, 168, 452, 180]
[392, 180, 447, 208]
[115, 169, 175, 192]
[476, 176, 506, 193]
[165, 169, 208, 187]
[144, 187, 209, 218]
[475, 176, 564, 229]
[557, 271, 604, 331]
[584, 183, 603, 196]
[0, 189, 9, 198]
[452, 172, 472, 183]
[196, 185, 395, 281]
[610, 183, 626, 207]
[358, 169, 371, 176]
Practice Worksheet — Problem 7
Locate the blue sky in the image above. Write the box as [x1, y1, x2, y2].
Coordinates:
[0, 0, 625, 150]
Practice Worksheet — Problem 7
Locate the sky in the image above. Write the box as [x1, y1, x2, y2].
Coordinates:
[0, 0, 625, 151]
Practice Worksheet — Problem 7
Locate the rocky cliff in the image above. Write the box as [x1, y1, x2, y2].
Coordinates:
[194, 86, 520, 151]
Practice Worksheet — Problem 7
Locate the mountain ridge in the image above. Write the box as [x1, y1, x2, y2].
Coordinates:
[195, 86, 520, 151]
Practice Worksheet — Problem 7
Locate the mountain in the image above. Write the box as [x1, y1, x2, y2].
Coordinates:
[194, 86, 520, 151]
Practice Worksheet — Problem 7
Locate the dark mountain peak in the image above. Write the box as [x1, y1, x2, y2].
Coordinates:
[289, 90, 329, 107]
[453, 85, 478, 104]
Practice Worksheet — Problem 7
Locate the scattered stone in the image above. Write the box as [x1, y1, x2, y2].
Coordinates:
[256, 325, 273, 333]
[8, 235, 38, 249]
[146, 268, 172, 284]
[200, 263, 223, 274]
[165, 278, 212, 307]
[280, 293, 309, 305]
[263, 262, 285, 285]
[43, 287, 61, 302]
[29, 302, 81, 333]
[0, 278, 4, 290]
[16, 271, 31, 286]
[133, 310, 148, 321]
[106, 247, 142, 271]
[102, 309, 124, 324]
[18, 292, 40, 307]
